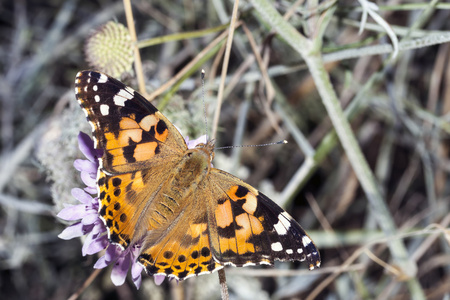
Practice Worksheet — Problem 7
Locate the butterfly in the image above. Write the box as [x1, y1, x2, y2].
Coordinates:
[74, 70, 321, 281]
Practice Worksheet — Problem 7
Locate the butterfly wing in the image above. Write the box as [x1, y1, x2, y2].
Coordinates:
[206, 168, 321, 270]
[138, 210, 223, 280]
[75, 71, 188, 248]
[75, 71, 187, 174]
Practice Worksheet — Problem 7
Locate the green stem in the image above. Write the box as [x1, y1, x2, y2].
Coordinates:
[137, 24, 229, 48]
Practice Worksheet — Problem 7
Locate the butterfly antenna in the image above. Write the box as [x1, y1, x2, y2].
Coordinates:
[215, 140, 288, 150]
[201, 69, 208, 143]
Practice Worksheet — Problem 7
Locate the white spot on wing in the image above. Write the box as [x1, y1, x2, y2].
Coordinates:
[274, 220, 287, 235]
[286, 249, 293, 254]
[125, 86, 135, 94]
[273, 212, 292, 235]
[118, 88, 131, 98]
[97, 73, 108, 83]
[100, 104, 109, 116]
[94, 95, 100, 102]
[297, 248, 303, 254]
[271, 242, 283, 252]
[302, 236, 312, 247]
[114, 94, 127, 106]
[281, 211, 292, 220]
[93, 85, 98, 91]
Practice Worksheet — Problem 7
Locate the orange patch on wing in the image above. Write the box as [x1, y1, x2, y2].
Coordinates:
[235, 214, 256, 254]
[131, 171, 145, 190]
[155, 127, 168, 142]
[215, 200, 233, 228]
[120, 117, 140, 129]
[189, 223, 207, 238]
[249, 215, 264, 235]
[122, 129, 143, 143]
[242, 194, 257, 214]
[108, 148, 127, 166]
[227, 186, 240, 201]
[139, 114, 158, 131]
[133, 142, 158, 161]
[219, 237, 237, 253]
[104, 132, 122, 150]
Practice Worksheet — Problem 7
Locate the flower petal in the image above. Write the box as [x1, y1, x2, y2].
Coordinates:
[185, 135, 208, 149]
[94, 255, 109, 269]
[74, 159, 98, 174]
[131, 261, 143, 279]
[82, 232, 108, 256]
[84, 186, 98, 195]
[78, 132, 98, 162]
[91, 222, 106, 235]
[111, 254, 131, 286]
[71, 188, 93, 205]
[153, 274, 166, 286]
[132, 273, 142, 289]
[58, 222, 84, 240]
[57, 205, 88, 221]
[80, 171, 96, 188]
[81, 212, 100, 225]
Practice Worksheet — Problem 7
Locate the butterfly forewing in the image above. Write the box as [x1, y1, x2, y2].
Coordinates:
[74, 70, 321, 282]
[75, 71, 186, 174]
[75, 71, 188, 248]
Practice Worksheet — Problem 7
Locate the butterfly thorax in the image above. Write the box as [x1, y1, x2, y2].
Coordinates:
[145, 141, 215, 230]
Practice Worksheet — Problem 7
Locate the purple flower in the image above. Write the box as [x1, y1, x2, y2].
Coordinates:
[184, 135, 208, 148]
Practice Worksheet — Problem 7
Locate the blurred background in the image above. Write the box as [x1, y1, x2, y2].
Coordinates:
[0, 0, 449, 299]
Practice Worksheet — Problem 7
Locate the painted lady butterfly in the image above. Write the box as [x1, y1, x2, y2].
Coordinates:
[74, 70, 321, 281]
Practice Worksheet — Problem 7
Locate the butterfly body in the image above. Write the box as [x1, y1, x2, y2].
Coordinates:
[75, 70, 321, 281]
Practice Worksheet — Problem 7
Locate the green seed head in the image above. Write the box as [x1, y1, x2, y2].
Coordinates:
[85, 22, 134, 78]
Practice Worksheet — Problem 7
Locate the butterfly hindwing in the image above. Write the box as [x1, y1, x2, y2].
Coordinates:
[138, 207, 223, 280]
[207, 169, 321, 270]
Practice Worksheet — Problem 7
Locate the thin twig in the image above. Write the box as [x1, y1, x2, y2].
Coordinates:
[218, 269, 229, 300]
[67, 269, 102, 300]
[147, 23, 241, 102]
[123, 0, 146, 97]
[211, 0, 240, 140]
